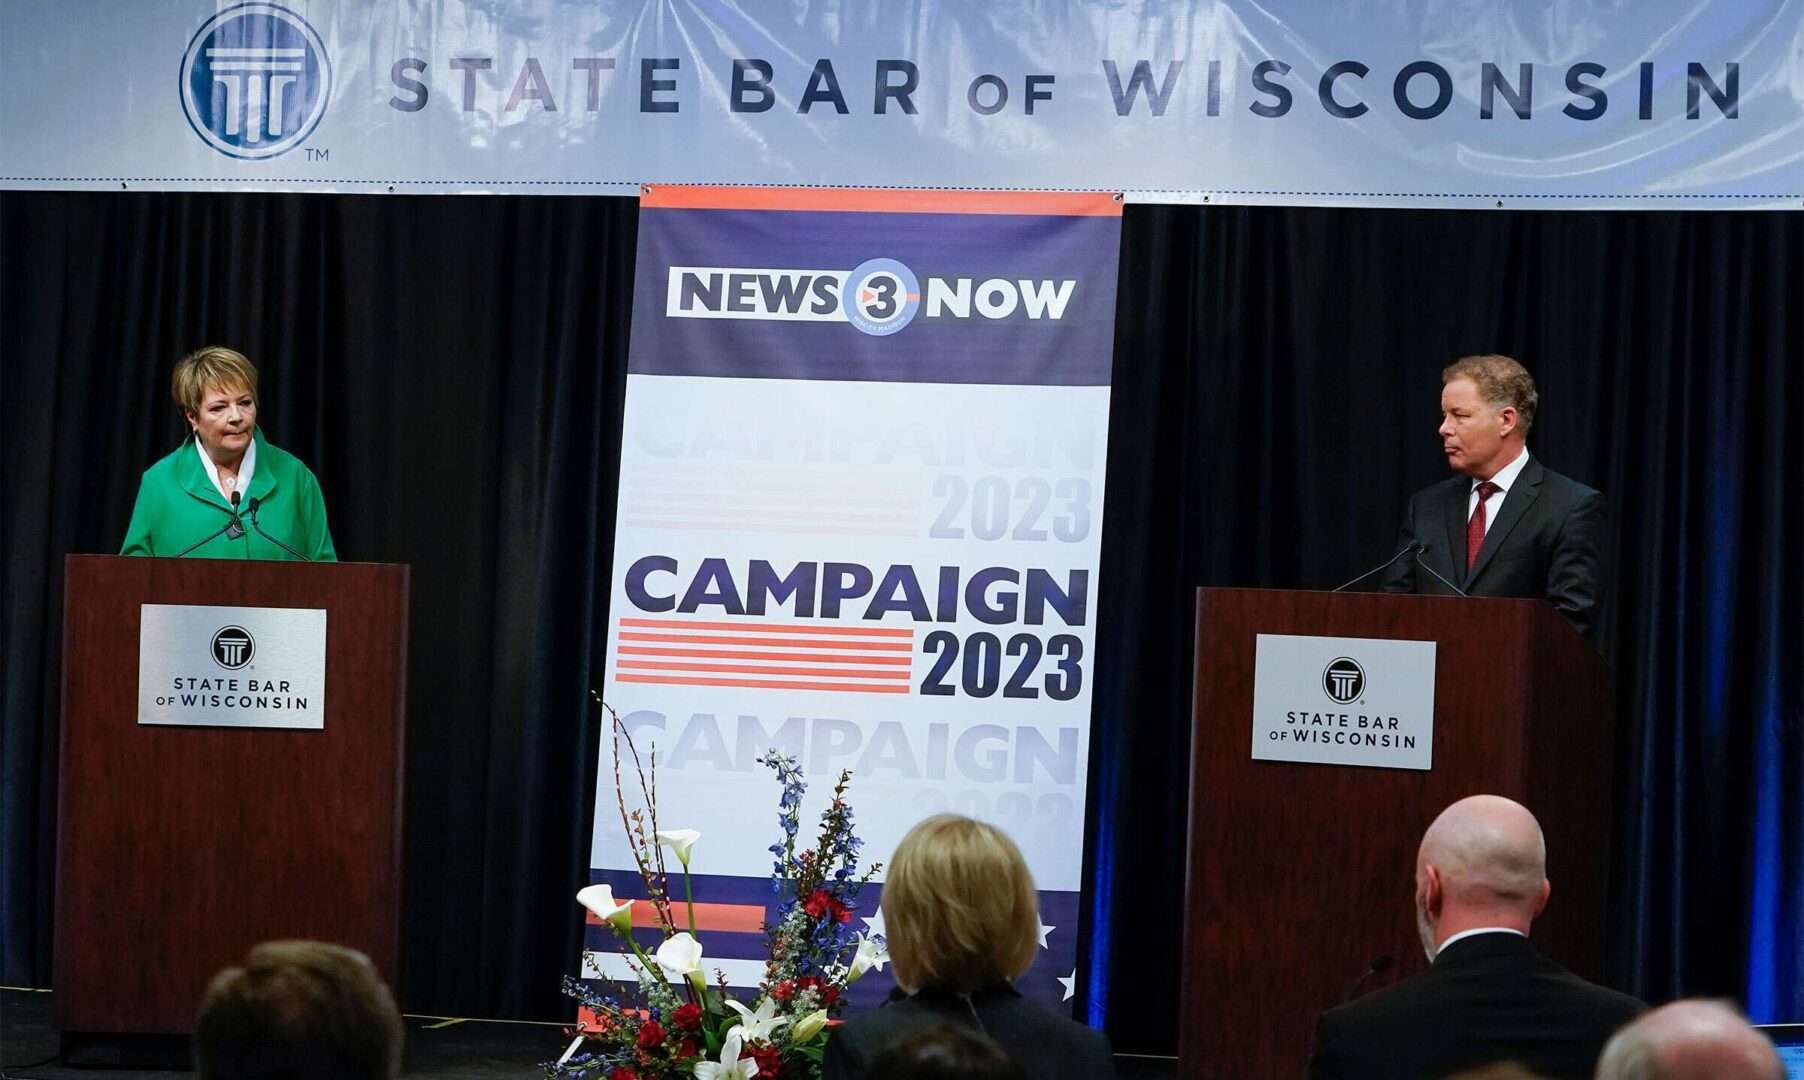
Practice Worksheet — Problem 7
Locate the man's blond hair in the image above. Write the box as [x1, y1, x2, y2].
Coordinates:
[1443, 354, 1538, 434]
[172, 345, 259, 416]
[883, 814, 1040, 994]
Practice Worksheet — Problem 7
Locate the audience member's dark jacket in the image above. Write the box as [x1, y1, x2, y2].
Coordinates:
[1308, 932, 1643, 1079]
[823, 983, 1116, 1080]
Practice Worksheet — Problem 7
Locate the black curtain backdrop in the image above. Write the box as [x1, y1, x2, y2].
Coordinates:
[3, 193, 1799, 1051]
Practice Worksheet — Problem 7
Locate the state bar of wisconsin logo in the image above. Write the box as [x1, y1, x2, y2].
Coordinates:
[1322, 657, 1364, 704]
[180, 3, 331, 159]
[211, 626, 256, 669]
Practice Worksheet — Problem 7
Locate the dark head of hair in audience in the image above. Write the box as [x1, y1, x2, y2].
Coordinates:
[884, 813, 1040, 994]
[194, 939, 403, 1080]
[1595, 999, 1784, 1080]
[868, 1023, 1027, 1080]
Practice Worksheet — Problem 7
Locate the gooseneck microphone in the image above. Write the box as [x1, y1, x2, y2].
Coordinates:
[175, 492, 246, 557]
[1332, 542, 1423, 593]
[247, 496, 310, 561]
[226, 489, 245, 540]
[1340, 953, 1394, 1003]
[1413, 547, 1468, 597]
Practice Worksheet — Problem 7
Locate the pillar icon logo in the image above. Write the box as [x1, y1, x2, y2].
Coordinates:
[180, 3, 331, 159]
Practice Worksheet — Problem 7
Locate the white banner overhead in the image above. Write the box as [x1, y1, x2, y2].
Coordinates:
[3, 1, 1796, 207]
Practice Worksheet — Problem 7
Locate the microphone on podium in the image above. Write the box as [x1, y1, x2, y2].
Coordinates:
[1332, 542, 1423, 593]
[248, 496, 310, 561]
[1339, 953, 1394, 1003]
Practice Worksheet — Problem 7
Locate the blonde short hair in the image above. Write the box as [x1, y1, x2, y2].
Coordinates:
[1443, 354, 1538, 434]
[172, 345, 259, 416]
[883, 814, 1040, 994]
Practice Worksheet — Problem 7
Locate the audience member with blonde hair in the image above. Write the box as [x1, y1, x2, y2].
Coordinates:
[121, 345, 336, 559]
[822, 814, 1115, 1079]
[1595, 999, 1784, 1080]
[195, 940, 402, 1080]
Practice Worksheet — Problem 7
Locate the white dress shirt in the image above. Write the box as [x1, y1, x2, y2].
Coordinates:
[194, 435, 257, 505]
[1468, 446, 1529, 534]
[1435, 926, 1527, 960]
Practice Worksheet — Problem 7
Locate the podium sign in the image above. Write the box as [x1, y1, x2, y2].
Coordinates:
[137, 604, 327, 729]
[1249, 632, 1436, 770]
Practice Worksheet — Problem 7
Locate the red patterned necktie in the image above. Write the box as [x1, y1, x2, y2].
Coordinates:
[1467, 480, 1501, 572]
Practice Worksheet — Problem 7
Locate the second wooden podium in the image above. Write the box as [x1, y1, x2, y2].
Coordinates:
[1180, 587, 1616, 1078]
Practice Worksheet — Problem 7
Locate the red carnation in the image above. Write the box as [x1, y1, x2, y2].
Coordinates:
[803, 890, 831, 919]
[609, 1069, 641, 1080]
[821, 985, 841, 1006]
[672, 1003, 703, 1031]
[677, 1038, 699, 1059]
[771, 979, 796, 1002]
[636, 1020, 666, 1049]
[741, 1043, 783, 1077]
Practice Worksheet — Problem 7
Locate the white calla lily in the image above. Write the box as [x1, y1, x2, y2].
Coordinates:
[847, 932, 889, 982]
[575, 884, 634, 932]
[693, 1029, 759, 1080]
[656, 828, 702, 867]
[655, 932, 707, 989]
[724, 996, 790, 1042]
[791, 1008, 829, 1043]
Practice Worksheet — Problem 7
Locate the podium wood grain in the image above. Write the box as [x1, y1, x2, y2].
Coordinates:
[1180, 587, 1614, 1079]
[55, 555, 409, 1035]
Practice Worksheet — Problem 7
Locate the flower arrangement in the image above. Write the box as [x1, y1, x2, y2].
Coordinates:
[550, 702, 887, 1079]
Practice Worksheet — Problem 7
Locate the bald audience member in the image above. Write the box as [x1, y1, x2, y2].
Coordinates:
[1308, 796, 1643, 1079]
[1596, 1000, 1784, 1080]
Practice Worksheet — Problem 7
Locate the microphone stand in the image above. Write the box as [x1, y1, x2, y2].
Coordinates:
[248, 497, 310, 561]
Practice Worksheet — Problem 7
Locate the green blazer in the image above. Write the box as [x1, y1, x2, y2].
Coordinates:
[120, 431, 338, 561]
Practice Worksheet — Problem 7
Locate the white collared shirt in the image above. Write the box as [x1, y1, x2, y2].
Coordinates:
[1468, 446, 1529, 534]
[1436, 926, 1527, 959]
[194, 434, 257, 505]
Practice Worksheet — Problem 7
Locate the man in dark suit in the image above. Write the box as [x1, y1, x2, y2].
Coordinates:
[1381, 355, 1608, 643]
[1308, 795, 1643, 1079]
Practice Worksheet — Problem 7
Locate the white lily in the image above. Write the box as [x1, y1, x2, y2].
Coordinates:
[693, 1029, 759, 1080]
[723, 995, 790, 1042]
[656, 828, 702, 867]
[791, 1008, 829, 1043]
[655, 931, 707, 990]
[847, 932, 889, 982]
[575, 884, 634, 932]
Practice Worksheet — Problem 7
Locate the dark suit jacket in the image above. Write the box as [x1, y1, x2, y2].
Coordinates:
[1308, 932, 1644, 1080]
[822, 984, 1115, 1080]
[1381, 457, 1608, 643]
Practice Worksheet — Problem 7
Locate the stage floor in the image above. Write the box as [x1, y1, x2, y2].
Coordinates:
[1, 988, 1176, 1078]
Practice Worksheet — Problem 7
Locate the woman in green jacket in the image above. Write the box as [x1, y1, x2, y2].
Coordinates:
[120, 346, 337, 561]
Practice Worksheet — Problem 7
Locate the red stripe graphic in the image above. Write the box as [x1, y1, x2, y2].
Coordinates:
[612, 616, 918, 694]
[585, 901, 766, 934]
[619, 631, 910, 651]
[618, 673, 912, 694]
[620, 618, 910, 637]
[618, 645, 911, 665]
[618, 659, 910, 680]
[643, 186, 1124, 218]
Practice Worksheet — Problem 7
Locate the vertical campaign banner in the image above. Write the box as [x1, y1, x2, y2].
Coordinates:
[588, 188, 1121, 1009]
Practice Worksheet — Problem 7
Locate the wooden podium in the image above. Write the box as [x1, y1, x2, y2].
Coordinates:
[55, 555, 409, 1049]
[1180, 588, 1615, 1079]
